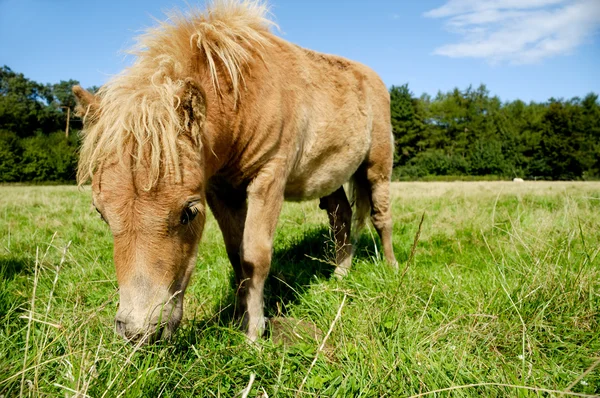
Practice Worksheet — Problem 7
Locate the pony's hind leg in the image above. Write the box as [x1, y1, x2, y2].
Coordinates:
[319, 187, 353, 278]
[364, 166, 398, 268]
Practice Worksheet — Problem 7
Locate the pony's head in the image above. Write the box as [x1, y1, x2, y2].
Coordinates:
[74, 79, 208, 344]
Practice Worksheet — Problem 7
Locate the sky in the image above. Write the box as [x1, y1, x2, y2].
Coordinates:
[0, 0, 599, 103]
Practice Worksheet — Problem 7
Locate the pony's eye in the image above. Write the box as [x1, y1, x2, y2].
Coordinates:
[180, 206, 198, 225]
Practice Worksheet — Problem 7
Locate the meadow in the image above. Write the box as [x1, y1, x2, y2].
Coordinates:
[0, 181, 598, 397]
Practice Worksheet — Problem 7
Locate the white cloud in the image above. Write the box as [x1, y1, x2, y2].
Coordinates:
[424, 0, 600, 64]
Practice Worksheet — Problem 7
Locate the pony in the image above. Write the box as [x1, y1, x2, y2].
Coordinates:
[73, 0, 397, 343]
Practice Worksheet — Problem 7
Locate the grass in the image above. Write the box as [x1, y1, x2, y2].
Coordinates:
[0, 181, 599, 397]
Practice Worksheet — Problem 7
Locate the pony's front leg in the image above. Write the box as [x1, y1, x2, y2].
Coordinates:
[239, 164, 286, 341]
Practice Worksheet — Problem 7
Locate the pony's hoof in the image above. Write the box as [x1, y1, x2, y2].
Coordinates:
[333, 265, 350, 279]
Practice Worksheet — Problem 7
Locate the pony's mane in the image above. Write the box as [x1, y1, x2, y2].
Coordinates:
[78, 0, 274, 187]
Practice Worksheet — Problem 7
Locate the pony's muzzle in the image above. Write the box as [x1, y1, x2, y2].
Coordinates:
[114, 301, 182, 344]
[114, 318, 173, 344]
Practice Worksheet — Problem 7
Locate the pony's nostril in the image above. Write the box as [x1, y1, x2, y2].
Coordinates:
[115, 319, 127, 337]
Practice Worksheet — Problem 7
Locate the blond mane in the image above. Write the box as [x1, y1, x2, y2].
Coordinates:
[77, 0, 275, 187]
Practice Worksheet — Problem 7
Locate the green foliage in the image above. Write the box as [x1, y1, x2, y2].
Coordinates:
[51, 79, 79, 110]
[391, 84, 600, 180]
[0, 66, 59, 138]
[390, 84, 428, 166]
[469, 138, 506, 175]
[0, 131, 78, 183]
[20, 132, 79, 182]
[395, 150, 469, 179]
[0, 66, 83, 183]
[0, 131, 22, 182]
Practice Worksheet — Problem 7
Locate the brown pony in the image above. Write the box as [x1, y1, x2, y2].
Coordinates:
[74, 0, 397, 343]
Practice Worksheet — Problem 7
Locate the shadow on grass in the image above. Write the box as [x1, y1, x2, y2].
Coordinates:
[0, 256, 29, 319]
[226, 225, 384, 321]
[266, 226, 385, 313]
[176, 225, 384, 345]
[0, 255, 28, 280]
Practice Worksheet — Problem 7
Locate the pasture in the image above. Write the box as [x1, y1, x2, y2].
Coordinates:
[0, 181, 599, 397]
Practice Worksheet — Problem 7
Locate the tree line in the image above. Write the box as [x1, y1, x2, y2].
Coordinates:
[1, 65, 599, 183]
[391, 84, 600, 180]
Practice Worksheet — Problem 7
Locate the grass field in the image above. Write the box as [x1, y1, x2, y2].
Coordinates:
[1, 181, 599, 397]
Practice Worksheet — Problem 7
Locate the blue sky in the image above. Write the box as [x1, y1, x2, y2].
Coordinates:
[1, 0, 599, 102]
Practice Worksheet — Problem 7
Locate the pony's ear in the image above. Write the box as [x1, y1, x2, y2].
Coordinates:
[177, 79, 207, 131]
[72, 85, 99, 122]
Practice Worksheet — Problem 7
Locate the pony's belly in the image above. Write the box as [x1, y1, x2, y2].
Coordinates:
[284, 178, 342, 201]
[284, 150, 365, 201]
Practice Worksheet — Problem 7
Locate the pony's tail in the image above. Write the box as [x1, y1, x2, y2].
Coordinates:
[349, 176, 371, 245]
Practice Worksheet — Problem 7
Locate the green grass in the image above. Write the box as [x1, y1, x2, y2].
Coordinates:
[0, 181, 599, 397]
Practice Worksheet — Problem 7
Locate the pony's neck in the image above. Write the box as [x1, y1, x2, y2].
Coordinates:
[194, 73, 250, 182]
[201, 129, 224, 180]
[199, 104, 235, 180]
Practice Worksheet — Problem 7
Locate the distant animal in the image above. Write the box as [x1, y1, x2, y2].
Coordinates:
[513, 178, 524, 182]
[73, 0, 397, 344]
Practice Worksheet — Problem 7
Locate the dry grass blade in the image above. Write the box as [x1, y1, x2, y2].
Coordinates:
[407, 382, 599, 397]
[403, 211, 425, 282]
[565, 357, 600, 392]
[20, 247, 40, 397]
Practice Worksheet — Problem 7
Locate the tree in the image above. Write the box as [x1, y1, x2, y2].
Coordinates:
[390, 84, 427, 167]
[0, 67, 81, 182]
[0, 131, 22, 182]
[50, 79, 81, 137]
[0, 65, 61, 137]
